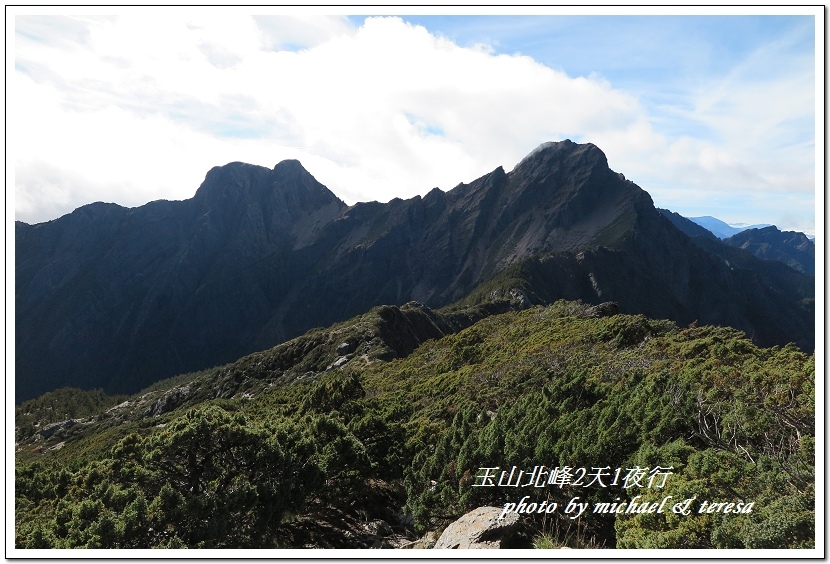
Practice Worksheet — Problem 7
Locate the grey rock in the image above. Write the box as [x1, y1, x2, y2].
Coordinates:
[143, 386, 191, 417]
[38, 419, 80, 439]
[508, 288, 532, 309]
[326, 355, 350, 371]
[433, 506, 520, 549]
[584, 301, 619, 318]
[107, 400, 131, 412]
[335, 340, 357, 355]
[364, 519, 393, 537]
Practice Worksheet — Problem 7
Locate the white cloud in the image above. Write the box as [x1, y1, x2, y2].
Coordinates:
[591, 36, 815, 233]
[11, 12, 816, 235]
[253, 15, 354, 51]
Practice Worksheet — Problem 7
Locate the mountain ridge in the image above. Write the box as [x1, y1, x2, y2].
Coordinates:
[15, 140, 814, 402]
[723, 225, 815, 276]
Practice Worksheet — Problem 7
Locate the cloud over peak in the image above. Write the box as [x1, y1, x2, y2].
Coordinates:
[12, 12, 816, 235]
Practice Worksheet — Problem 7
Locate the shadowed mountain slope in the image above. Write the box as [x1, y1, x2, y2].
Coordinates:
[723, 225, 815, 276]
[658, 208, 719, 240]
[15, 141, 814, 401]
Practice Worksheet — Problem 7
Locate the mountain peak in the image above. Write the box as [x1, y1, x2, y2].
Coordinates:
[273, 158, 309, 176]
[513, 140, 606, 172]
[194, 161, 270, 202]
[496, 139, 650, 250]
[193, 158, 343, 215]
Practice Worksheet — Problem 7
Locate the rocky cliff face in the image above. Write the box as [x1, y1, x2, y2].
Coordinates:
[15, 141, 815, 401]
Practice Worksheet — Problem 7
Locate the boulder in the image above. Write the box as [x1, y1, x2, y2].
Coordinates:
[584, 301, 619, 318]
[326, 356, 351, 371]
[433, 506, 520, 549]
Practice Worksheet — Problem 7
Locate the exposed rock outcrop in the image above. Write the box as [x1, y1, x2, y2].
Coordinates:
[584, 301, 619, 318]
[38, 419, 81, 439]
[433, 506, 520, 549]
[143, 386, 191, 417]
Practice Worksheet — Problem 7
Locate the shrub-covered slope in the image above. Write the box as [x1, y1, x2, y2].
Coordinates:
[15, 301, 814, 549]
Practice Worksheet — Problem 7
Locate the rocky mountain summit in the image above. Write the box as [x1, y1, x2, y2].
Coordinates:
[15, 141, 814, 401]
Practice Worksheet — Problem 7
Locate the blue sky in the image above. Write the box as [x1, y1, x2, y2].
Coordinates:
[393, 16, 812, 80]
[10, 8, 820, 236]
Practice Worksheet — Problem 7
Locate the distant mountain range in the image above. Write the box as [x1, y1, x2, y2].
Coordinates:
[15, 141, 815, 402]
[687, 215, 773, 239]
[659, 209, 815, 276]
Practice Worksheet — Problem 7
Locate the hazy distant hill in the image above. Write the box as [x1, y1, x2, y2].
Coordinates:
[688, 215, 772, 239]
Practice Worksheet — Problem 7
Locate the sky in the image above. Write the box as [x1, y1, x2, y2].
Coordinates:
[9, 7, 822, 236]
